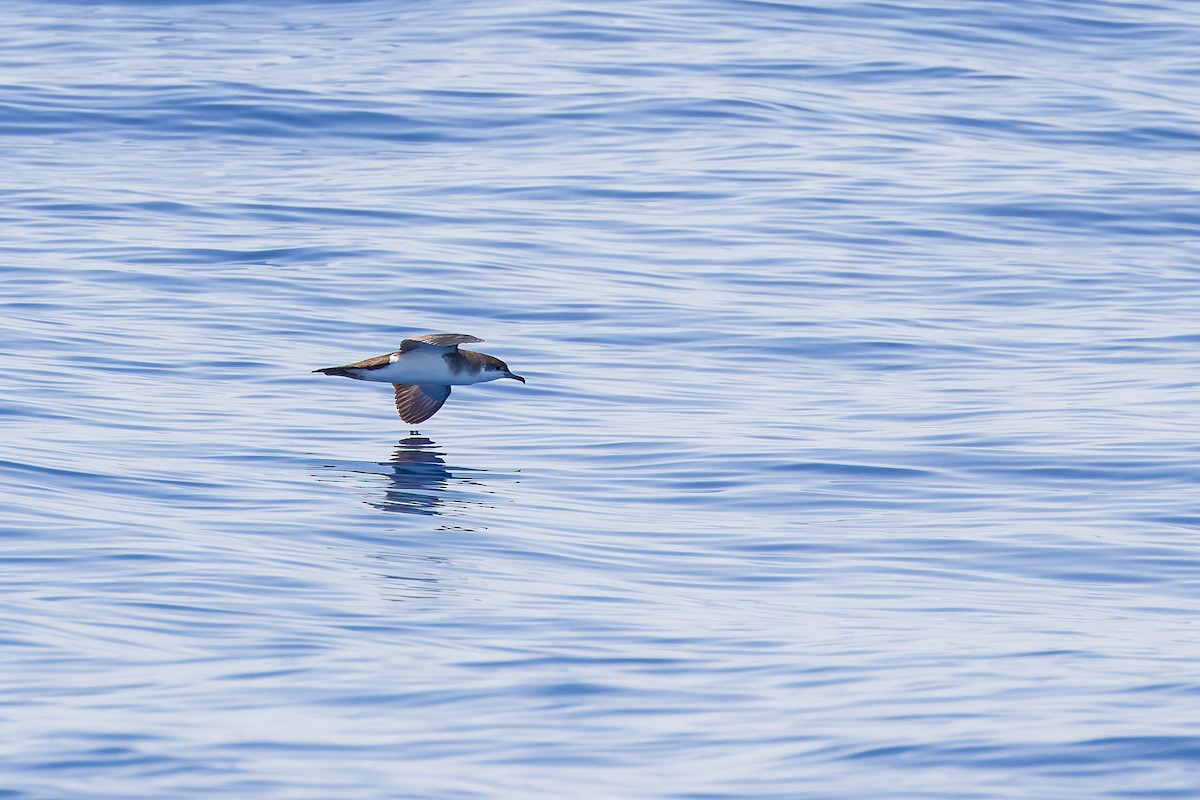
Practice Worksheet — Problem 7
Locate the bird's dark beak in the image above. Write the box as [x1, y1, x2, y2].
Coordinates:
[506, 372, 526, 383]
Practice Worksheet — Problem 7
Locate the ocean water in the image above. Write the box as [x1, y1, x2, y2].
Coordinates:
[3, 1, 1200, 797]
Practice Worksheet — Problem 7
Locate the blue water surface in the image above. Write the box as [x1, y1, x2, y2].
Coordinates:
[3, 1, 1200, 797]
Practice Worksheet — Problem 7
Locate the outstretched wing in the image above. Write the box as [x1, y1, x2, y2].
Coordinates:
[393, 384, 452, 424]
[399, 333, 483, 353]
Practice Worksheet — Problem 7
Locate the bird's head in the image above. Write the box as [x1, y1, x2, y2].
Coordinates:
[480, 354, 526, 383]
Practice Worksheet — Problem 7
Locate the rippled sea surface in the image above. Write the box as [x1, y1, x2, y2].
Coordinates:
[4, 1, 1200, 797]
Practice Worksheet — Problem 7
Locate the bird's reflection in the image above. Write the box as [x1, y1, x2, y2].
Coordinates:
[373, 435, 499, 522]
[370, 435, 454, 515]
[316, 435, 500, 522]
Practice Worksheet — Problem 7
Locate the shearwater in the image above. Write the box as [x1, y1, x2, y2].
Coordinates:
[313, 333, 525, 424]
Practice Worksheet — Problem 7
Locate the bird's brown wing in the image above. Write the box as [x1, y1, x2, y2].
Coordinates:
[335, 353, 393, 370]
[393, 384, 452, 424]
[312, 352, 393, 376]
[399, 333, 483, 353]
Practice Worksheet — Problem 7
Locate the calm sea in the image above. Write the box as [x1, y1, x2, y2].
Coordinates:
[3, 1, 1200, 797]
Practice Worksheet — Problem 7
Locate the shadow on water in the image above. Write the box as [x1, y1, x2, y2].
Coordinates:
[316, 436, 495, 521]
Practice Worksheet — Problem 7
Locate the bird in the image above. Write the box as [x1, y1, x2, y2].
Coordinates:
[313, 333, 525, 424]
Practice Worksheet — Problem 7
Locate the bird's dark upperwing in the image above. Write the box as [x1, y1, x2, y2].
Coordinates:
[399, 333, 483, 353]
[393, 384, 452, 424]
